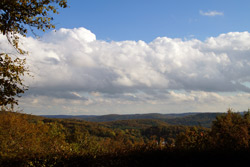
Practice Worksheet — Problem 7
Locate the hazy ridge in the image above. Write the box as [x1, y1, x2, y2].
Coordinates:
[41, 112, 222, 128]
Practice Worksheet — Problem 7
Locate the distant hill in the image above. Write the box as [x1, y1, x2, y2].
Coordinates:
[41, 115, 96, 119]
[41, 112, 222, 128]
[164, 113, 221, 127]
[42, 113, 196, 120]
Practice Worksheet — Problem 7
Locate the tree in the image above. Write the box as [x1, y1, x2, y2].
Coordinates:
[175, 126, 209, 151]
[210, 109, 250, 150]
[0, 0, 68, 109]
[0, 54, 28, 108]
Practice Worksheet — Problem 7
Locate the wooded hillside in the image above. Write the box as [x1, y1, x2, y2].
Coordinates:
[1, 110, 250, 166]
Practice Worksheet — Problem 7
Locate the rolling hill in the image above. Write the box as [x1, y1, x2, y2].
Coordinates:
[42, 112, 222, 128]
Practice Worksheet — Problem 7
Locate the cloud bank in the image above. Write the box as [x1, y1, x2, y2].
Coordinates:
[1, 27, 250, 114]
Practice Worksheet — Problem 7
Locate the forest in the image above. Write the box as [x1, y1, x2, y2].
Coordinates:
[1, 109, 250, 166]
[43, 112, 219, 128]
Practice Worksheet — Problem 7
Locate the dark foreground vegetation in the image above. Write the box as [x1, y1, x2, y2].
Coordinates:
[1, 109, 250, 167]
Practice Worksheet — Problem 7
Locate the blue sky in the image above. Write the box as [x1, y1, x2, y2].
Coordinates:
[2, 0, 250, 115]
[52, 0, 250, 42]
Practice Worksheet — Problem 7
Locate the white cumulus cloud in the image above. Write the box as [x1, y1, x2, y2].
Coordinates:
[1, 27, 250, 114]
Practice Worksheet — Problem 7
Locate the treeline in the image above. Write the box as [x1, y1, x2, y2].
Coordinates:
[47, 112, 220, 128]
[1, 109, 250, 166]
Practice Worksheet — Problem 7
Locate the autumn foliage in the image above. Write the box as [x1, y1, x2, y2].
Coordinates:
[1, 109, 250, 166]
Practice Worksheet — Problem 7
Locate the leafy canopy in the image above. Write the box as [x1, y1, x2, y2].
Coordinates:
[0, 0, 68, 109]
[0, 54, 28, 108]
[0, 0, 68, 53]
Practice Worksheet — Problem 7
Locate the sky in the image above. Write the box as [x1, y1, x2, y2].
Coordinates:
[2, 0, 250, 115]
[51, 0, 250, 42]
